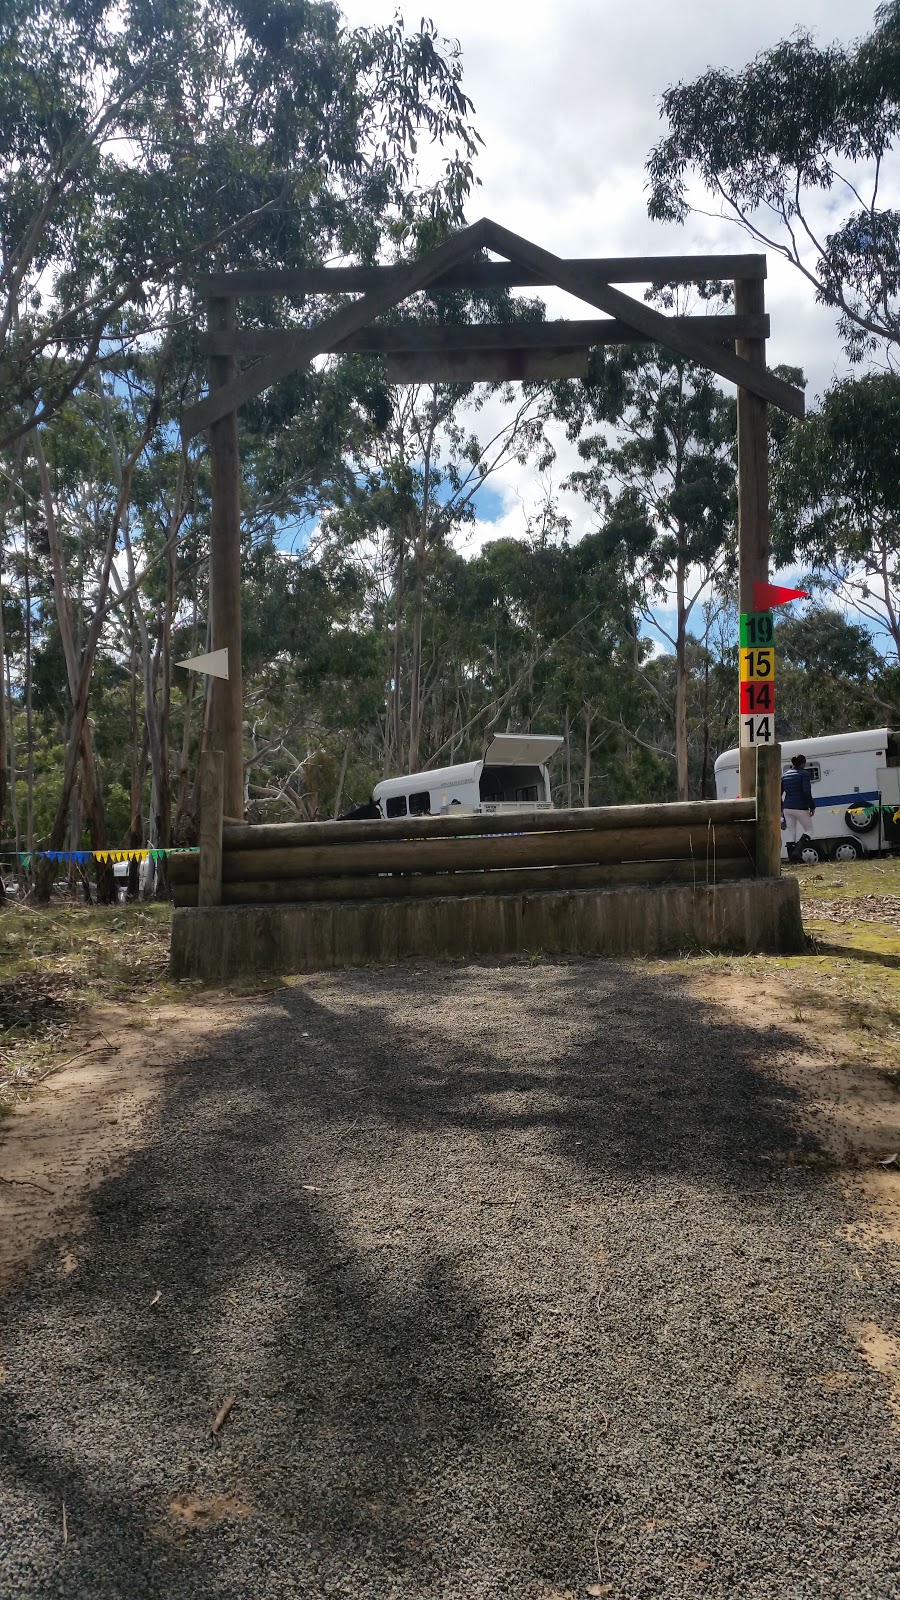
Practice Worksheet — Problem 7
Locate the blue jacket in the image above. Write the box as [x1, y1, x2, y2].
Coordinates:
[782, 766, 815, 812]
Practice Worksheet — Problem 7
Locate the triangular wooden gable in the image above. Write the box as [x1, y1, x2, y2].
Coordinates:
[181, 216, 804, 442]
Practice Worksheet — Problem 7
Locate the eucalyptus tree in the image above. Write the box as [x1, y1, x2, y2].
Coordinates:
[774, 607, 888, 736]
[564, 305, 736, 801]
[772, 371, 900, 663]
[646, 2, 900, 363]
[0, 0, 481, 443]
[320, 363, 556, 777]
[1, 0, 486, 877]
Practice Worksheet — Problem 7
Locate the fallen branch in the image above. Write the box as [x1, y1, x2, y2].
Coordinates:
[34, 1044, 115, 1085]
[211, 1395, 236, 1435]
[0, 1173, 54, 1196]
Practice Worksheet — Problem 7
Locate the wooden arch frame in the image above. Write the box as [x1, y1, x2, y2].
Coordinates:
[181, 217, 805, 817]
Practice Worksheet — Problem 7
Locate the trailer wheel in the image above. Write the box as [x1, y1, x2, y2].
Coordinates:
[845, 806, 878, 834]
[832, 837, 864, 863]
[794, 838, 825, 865]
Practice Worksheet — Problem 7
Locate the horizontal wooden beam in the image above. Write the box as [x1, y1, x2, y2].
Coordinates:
[197, 254, 768, 296]
[384, 349, 588, 383]
[184, 216, 798, 428]
[171, 855, 756, 907]
[198, 313, 770, 358]
[214, 797, 756, 853]
[204, 822, 755, 881]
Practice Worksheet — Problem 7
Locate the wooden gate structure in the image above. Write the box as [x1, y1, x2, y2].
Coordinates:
[172, 218, 806, 977]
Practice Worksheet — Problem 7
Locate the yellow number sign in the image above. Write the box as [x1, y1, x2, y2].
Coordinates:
[739, 647, 775, 681]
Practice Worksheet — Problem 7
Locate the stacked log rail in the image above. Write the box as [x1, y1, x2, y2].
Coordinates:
[169, 799, 756, 908]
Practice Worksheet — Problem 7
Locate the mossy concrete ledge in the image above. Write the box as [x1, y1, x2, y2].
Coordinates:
[170, 876, 804, 981]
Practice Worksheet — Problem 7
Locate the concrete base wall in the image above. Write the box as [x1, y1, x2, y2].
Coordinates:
[170, 876, 804, 981]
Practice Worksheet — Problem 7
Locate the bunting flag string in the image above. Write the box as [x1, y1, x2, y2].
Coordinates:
[0, 847, 198, 866]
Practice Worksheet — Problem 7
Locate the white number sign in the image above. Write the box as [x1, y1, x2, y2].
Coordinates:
[740, 714, 775, 747]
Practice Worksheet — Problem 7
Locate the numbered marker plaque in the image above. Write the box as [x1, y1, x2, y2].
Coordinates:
[739, 646, 775, 681]
[740, 714, 776, 747]
[738, 609, 779, 759]
[738, 611, 774, 647]
[740, 680, 775, 714]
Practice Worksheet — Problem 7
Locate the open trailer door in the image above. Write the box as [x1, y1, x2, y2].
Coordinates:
[480, 733, 563, 808]
[483, 734, 564, 766]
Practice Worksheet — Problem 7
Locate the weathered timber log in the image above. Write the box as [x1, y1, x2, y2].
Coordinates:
[755, 743, 783, 878]
[170, 878, 806, 981]
[198, 750, 224, 907]
[197, 254, 768, 297]
[199, 315, 771, 358]
[216, 798, 755, 854]
[384, 349, 588, 384]
[172, 821, 755, 884]
[171, 855, 756, 908]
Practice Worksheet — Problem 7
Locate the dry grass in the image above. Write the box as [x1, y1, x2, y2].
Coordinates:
[658, 855, 900, 1080]
[0, 903, 174, 1108]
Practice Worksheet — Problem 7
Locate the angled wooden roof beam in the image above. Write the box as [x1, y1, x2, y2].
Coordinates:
[476, 220, 804, 418]
[181, 216, 491, 440]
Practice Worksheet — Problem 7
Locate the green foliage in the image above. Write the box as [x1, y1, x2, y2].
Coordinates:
[1, 0, 482, 437]
[646, 4, 900, 359]
[772, 373, 900, 665]
[773, 607, 889, 739]
[562, 313, 737, 797]
[774, 371, 900, 557]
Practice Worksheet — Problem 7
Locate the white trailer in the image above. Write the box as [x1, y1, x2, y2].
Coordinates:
[372, 733, 563, 820]
[714, 727, 900, 864]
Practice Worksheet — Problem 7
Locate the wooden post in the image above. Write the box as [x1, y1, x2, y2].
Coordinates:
[198, 749, 224, 907]
[755, 741, 782, 879]
[207, 296, 244, 820]
[735, 274, 770, 799]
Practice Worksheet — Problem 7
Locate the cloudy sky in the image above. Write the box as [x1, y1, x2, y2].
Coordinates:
[337, 0, 882, 597]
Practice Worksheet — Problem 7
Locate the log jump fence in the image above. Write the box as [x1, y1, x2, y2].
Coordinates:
[168, 746, 802, 976]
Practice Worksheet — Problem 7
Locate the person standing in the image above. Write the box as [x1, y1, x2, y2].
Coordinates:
[781, 754, 816, 860]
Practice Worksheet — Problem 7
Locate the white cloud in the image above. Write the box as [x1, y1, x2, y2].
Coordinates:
[340, 0, 870, 385]
[339, 0, 886, 604]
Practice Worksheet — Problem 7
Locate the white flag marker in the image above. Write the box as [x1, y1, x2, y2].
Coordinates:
[177, 648, 229, 680]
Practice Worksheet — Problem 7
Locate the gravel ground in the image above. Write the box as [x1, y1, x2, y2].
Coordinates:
[1, 958, 899, 1600]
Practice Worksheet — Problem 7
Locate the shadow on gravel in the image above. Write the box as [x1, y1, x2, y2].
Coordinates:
[2, 957, 894, 1600]
[262, 962, 813, 1180]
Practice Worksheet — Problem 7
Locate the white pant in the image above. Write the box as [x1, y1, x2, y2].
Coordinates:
[783, 808, 813, 843]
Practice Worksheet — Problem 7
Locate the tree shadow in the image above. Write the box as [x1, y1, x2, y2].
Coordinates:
[811, 938, 900, 971]
[1, 956, 887, 1598]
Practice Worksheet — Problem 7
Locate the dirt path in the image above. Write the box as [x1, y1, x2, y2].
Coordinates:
[0, 999, 241, 1292]
[1, 961, 899, 1600]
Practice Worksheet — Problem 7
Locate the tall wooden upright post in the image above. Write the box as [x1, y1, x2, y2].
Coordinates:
[735, 274, 770, 800]
[207, 296, 245, 820]
[754, 741, 782, 879]
[198, 749, 224, 907]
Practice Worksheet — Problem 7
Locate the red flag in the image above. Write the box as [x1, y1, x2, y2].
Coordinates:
[753, 581, 809, 610]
